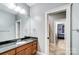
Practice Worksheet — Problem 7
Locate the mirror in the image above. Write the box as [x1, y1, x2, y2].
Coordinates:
[0, 3, 30, 42]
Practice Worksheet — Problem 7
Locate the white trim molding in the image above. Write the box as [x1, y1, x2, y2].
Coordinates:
[45, 4, 72, 55]
[37, 51, 47, 55]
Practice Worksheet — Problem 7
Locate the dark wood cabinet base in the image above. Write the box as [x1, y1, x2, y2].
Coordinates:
[0, 40, 38, 55]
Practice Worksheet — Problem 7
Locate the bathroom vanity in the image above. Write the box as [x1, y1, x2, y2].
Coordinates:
[0, 37, 38, 55]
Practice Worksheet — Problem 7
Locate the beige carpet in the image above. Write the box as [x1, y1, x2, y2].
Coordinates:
[49, 39, 66, 55]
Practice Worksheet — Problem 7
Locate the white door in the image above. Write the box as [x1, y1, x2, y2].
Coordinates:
[72, 4, 79, 55]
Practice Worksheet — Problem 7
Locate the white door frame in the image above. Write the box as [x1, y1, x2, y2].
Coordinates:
[45, 4, 72, 55]
[16, 20, 21, 38]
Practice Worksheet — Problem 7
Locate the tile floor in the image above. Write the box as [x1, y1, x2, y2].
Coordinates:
[49, 39, 66, 55]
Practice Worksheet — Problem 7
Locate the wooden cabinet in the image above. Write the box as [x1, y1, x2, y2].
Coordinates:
[16, 43, 33, 53]
[16, 50, 25, 55]
[32, 41, 37, 54]
[0, 40, 37, 55]
[1, 49, 15, 55]
[16, 43, 33, 55]
[15, 40, 37, 55]
[25, 47, 32, 55]
[16, 45, 26, 53]
[32, 46, 37, 54]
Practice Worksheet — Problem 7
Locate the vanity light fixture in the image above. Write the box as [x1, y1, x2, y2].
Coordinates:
[14, 6, 21, 12]
[4, 3, 16, 9]
[14, 6, 26, 14]
[19, 9, 26, 14]
[3, 3, 26, 14]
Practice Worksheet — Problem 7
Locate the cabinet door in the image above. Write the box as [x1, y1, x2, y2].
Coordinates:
[16, 43, 32, 53]
[25, 47, 32, 55]
[16, 50, 25, 55]
[32, 45, 37, 54]
[32, 41, 37, 54]
[16, 45, 26, 53]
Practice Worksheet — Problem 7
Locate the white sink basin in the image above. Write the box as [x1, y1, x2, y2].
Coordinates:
[16, 41, 26, 45]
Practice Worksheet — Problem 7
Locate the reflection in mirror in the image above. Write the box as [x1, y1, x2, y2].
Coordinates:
[0, 3, 30, 42]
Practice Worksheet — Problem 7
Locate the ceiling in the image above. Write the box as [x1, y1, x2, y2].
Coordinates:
[26, 3, 36, 7]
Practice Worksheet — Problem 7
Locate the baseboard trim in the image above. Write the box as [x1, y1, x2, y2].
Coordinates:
[37, 51, 47, 55]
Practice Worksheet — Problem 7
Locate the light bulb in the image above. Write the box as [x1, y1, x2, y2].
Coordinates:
[3, 3, 26, 15]
[19, 9, 26, 14]
[4, 3, 16, 9]
[14, 6, 21, 12]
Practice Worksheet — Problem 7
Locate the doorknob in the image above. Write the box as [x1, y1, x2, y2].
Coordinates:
[47, 37, 49, 39]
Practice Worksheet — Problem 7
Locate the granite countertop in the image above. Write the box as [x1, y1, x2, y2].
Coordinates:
[0, 38, 37, 53]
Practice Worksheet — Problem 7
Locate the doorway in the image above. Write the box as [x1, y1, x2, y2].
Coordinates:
[45, 4, 71, 55]
[48, 11, 66, 55]
[16, 20, 21, 38]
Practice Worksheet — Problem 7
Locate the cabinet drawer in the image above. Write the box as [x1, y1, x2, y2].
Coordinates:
[1, 49, 15, 55]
